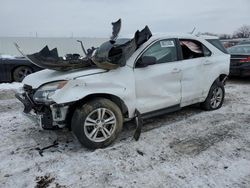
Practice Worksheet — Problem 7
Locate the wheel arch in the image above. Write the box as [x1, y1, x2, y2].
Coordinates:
[209, 74, 228, 89]
[81, 93, 129, 116]
[66, 93, 129, 129]
[218, 74, 228, 85]
[203, 74, 227, 101]
[201, 74, 225, 110]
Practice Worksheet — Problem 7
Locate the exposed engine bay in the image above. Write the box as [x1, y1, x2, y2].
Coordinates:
[15, 19, 152, 71]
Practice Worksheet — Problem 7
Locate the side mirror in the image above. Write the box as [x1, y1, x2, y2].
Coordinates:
[137, 56, 157, 68]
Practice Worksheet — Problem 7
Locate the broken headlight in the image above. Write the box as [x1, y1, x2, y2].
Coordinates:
[33, 81, 68, 103]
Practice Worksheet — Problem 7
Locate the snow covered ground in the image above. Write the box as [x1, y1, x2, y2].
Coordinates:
[0, 78, 250, 188]
[0, 82, 23, 90]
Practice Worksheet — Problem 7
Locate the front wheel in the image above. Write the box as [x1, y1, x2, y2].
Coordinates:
[201, 81, 225, 111]
[71, 98, 123, 149]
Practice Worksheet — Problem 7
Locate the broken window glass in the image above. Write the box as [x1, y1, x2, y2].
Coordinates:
[180, 39, 210, 59]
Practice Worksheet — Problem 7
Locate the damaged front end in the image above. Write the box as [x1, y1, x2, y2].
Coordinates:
[15, 82, 70, 129]
[15, 19, 152, 130]
[15, 19, 152, 71]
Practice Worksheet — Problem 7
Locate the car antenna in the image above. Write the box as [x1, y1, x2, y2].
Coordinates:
[190, 27, 196, 34]
[77, 40, 87, 57]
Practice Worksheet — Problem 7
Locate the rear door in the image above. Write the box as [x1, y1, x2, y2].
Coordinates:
[177, 39, 212, 106]
[134, 39, 182, 113]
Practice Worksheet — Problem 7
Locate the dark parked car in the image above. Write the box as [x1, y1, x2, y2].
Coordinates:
[238, 40, 250, 45]
[227, 44, 250, 77]
[0, 56, 42, 82]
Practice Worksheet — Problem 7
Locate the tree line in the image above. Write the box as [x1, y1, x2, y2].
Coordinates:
[198, 25, 250, 39]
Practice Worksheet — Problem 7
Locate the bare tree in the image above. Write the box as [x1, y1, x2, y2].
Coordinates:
[219, 34, 232, 39]
[233, 25, 250, 38]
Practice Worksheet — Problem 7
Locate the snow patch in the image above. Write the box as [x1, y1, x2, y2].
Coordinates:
[0, 82, 23, 90]
[0, 54, 16, 59]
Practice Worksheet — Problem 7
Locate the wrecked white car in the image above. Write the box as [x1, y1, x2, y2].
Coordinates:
[16, 20, 230, 149]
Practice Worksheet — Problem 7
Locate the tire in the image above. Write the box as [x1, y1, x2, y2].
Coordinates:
[13, 66, 33, 82]
[201, 80, 225, 111]
[71, 98, 123, 149]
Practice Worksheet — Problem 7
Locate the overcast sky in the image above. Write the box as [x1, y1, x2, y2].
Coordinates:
[1, 0, 249, 38]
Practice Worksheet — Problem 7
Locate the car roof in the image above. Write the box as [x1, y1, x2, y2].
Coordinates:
[149, 33, 218, 40]
[117, 33, 218, 44]
[197, 35, 219, 39]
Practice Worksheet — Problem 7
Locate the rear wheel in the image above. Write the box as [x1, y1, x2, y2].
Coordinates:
[13, 66, 33, 82]
[71, 98, 123, 149]
[201, 81, 225, 110]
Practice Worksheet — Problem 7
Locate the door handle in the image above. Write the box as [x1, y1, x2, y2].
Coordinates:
[171, 68, 181, 73]
[204, 60, 212, 65]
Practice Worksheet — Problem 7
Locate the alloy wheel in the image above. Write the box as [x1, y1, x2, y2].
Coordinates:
[84, 108, 117, 142]
[210, 87, 223, 108]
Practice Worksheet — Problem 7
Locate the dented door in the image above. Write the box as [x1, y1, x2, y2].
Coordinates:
[178, 39, 212, 106]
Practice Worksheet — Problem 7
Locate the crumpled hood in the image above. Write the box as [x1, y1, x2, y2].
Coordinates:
[23, 68, 106, 89]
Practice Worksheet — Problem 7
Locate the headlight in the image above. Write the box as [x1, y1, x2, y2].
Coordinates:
[33, 81, 68, 103]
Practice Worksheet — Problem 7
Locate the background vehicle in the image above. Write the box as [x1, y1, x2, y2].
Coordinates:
[0, 56, 42, 82]
[16, 34, 230, 149]
[227, 44, 250, 77]
[238, 40, 250, 45]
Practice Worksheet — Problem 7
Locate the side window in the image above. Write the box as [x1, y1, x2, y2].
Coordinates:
[179, 39, 211, 60]
[136, 39, 177, 67]
[206, 39, 228, 54]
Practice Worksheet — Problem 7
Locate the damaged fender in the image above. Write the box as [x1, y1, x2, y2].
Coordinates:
[51, 67, 137, 118]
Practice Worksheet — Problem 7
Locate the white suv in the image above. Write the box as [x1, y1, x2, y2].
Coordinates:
[16, 33, 230, 149]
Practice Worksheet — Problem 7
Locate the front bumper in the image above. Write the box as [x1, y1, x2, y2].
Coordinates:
[15, 89, 69, 129]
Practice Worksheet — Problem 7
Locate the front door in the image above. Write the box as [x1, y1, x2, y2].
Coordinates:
[134, 39, 182, 113]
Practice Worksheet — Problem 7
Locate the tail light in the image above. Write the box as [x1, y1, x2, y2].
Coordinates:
[240, 56, 250, 63]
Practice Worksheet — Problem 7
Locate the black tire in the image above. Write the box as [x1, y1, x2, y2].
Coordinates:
[13, 66, 33, 82]
[201, 80, 225, 111]
[71, 98, 123, 149]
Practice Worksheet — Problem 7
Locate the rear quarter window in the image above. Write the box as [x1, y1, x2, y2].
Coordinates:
[206, 39, 228, 54]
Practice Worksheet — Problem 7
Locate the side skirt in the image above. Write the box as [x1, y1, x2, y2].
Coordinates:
[141, 104, 181, 119]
